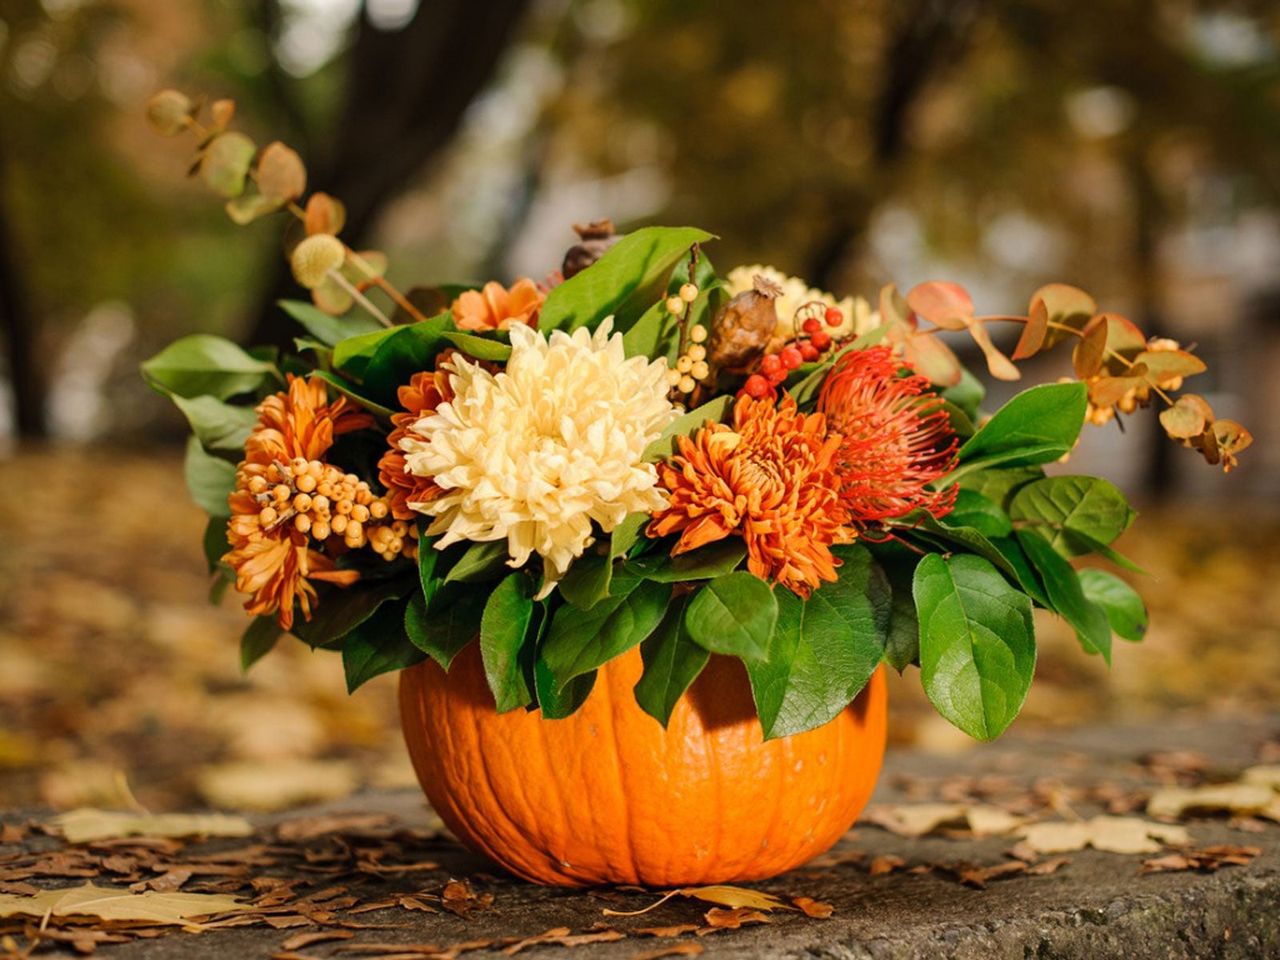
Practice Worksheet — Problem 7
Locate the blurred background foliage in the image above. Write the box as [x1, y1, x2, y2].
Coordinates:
[1, 0, 1278, 811]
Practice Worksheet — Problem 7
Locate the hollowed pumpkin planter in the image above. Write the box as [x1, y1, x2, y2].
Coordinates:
[400, 642, 887, 887]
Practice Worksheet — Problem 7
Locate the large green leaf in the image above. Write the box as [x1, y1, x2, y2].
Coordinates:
[957, 465, 1044, 510]
[745, 546, 888, 739]
[951, 382, 1087, 480]
[540, 579, 671, 688]
[643, 395, 731, 462]
[291, 576, 414, 649]
[1015, 529, 1112, 663]
[624, 540, 746, 583]
[142, 334, 278, 400]
[239, 617, 281, 672]
[443, 541, 511, 584]
[343, 599, 425, 692]
[278, 299, 381, 346]
[1079, 569, 1148, 642]
[533, 657, 597, 719]
[441, 330, 512, 361]
[539, 226, 714, 333]
[913, 553, 1036, 740]
[1009, 475, 1136, 557]
[361, 316, 453, 405]
[404, 581, 487, 670]
[878, 554, 921, 673]
[557, 551, 614, 610]
[310, 370, 395, 418]
[683, 571, 777, 661]
[479, 573, 536, 712]
[171, 395, 258, 453]
[183, 436, 236, 517]
[943, 489, 1012, 538]
[634, 596, 709, 727]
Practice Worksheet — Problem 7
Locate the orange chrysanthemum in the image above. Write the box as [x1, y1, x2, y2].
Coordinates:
[377, 366, 454, 521]
[817, 345, 958, 527]
[648, 394, 852, 597]
[451, 278, 545, 331]
[224, 375, 373, 630]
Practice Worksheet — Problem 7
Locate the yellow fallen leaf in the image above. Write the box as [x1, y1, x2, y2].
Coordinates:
[50, 809, 254, 844]
[0, 883, 250, 926]
[195, 759, 356, 811]
[1146, 783, 1276, 821]
[1017, 816, 1190, 855]
[863, 803, 1023, 838]
[1241, 765, 1280, 790]
[602, 884, 788, 917]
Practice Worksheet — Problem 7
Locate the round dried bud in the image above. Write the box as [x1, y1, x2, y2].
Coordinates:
[561, 219, 621, 279]
[273, 484, 291, 502]
[290, 234, 345, 289]
[706, 274, 781, 372]
[293, 493, 313, 513]
[290, 457, 309, 474]
[679, 283, 699, 303]
[259, 506, 278, 525]
[392, 521, 409, 537]
[336, 499, 354, 516]
[666, 368, 682, 386]
[312, 495, 330, 514]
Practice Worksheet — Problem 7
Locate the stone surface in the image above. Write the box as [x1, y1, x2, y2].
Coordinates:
[3, 713, 1278, 959]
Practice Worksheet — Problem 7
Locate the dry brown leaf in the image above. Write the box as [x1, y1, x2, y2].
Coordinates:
[280, 930, 358, 951]
[1141, 845, 1261, 875]
[276, 813, 392, 841]
[631, 945, 704, 960]
[0, 882, 250, 926]
[863, 803, 1022, 838]
[949, 860, 1028, 889]
[603, 884, 787, 918]
[635, 924, 700, 938]
[504, 927, 625, 954]
[868, 854, 907, 876]
[441, 879, 493, 918]
[702, 907, 771, 930]
[1147, 783, 1277, 821]
[1017, 816, 1190, 855]
[791, 896, 833, 918]
[1025, 857, 1071, 876]
[48, 809, 253, 844]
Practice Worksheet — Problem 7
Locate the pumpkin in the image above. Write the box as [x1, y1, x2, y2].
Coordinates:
[399, 642, 887, 887]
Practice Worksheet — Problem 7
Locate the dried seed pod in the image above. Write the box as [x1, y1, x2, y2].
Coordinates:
[562, 219, 621, 279]
[707, 275, 782, 372]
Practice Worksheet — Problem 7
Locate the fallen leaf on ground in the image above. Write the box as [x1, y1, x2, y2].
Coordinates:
[1147, 783, 1278, 821]
[1025, 857, 1071, 876]
[196, 759, 357, 812]
[281, 930, 358, 950]
[947, 860, 1028, 889]
[1016, 816, 1190, 855]
[791, 896, 833, 918]
[635, 924, 700, 938]
[0, 882, 249, 925]
[276, 813, 392, 841]
[603, 884, 788, 917]
[49, 809, 254, 844]
[441, 879, 493, 917]
[631, 944, 704, 960]
[863, 803, 1023, 838]
[702, 907, 771, 930]
[868, 854, 907, 876]
[504, 927, 626, 954]
[1241, 765, 1280, 790]
[1140, 844, 1261, 874]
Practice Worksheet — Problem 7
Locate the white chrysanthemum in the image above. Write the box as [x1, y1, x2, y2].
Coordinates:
[725, 264, 876, 341]
[400, 319, 676, 587]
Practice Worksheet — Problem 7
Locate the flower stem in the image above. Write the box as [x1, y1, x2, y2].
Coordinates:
[326, 269, 393, 327]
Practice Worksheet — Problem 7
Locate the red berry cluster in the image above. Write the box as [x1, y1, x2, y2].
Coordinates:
[741, 306, 844, 399]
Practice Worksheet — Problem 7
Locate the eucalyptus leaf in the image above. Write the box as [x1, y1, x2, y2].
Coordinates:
[913, 553, 1036, 741]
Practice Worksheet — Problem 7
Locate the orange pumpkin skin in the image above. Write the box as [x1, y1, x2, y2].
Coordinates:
[399, 643, 887, 887]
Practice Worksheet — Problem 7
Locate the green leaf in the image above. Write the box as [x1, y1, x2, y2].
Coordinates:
[913, 553, 1036, 741]
[557, 551, 613, 610]
[291, 577, 413, 649]
[634, 596, 709, 726]
[1009, 475, 1136, 557]
[240, 617, 282, 672]
[361, 316, 452, 405]
[343, 599, 425, 693]
[183, 436, 236, 516]
[952, 382, 1087, 479]
[609, 513, 649, 560]
[332, 326, 401, 379]
[745, 549, 887, 739]
[142, 334, 277, 400]
[541, 579, 672, 688]
[1015, 529, 1112, 663]
[621, 298, 677, 360]
[684, 571, 777, 662]
[441, 330, 512, 361]
[1079, 569, 1148, 642]
[644, 395, 731, 462]
[309, 370, 395, 418]
[278, 300, 381, 346]
[900, 511, 1024, 586]
[200, 132, 256, 197]
[539, 226, 714, 333]
[171, 395, 257, 453]
[404, 582, 487, 670]
[944, 489, 1013, 538]
[202, 516, 230, 573]
[443, 541, 511, 584]
[624, 540, 746, 583]
[957, 465, 1044, 511]
[879, 555, 921, 672]
[479, 573, 536, 711]
[989, 535, 1051, 608]
[533, 657, 596, 720]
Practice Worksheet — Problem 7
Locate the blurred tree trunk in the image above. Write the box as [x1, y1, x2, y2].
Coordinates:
[0, 171, 46, 439]
[808, 0, 986, 289]
[248, 0, 533, 347]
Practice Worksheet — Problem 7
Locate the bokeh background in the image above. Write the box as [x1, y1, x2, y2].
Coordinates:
[1, 0, 1278, 813]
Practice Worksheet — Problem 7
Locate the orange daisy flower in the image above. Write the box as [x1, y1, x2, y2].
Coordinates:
[224, 375, 372, 630]
[451, 278, 545, 331]
[648, 394, 851, 597]
[817, 345, 957, 527]
[377, 365, 454, 521]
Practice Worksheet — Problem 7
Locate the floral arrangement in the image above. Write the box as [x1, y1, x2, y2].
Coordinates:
[142, 90, 1251, 742]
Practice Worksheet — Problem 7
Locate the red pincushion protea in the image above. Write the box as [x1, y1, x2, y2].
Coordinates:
[817, 345, 958, 527]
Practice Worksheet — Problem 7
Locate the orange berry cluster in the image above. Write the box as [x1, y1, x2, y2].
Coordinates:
[246, 457, 418, 561]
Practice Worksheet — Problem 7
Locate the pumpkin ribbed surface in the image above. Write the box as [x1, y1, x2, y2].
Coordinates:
[399, 643, 887, 887]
